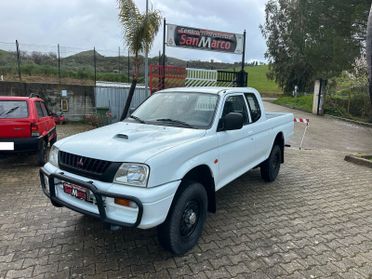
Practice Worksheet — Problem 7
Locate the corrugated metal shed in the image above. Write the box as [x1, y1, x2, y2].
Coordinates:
[95, 81, 149, 122]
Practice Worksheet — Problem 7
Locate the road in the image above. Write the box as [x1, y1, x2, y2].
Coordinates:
[0, 110, 372, 278]
[264, 101, 372, 153]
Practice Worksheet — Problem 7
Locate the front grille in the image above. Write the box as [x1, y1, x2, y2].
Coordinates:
[58, 151, 121, 182]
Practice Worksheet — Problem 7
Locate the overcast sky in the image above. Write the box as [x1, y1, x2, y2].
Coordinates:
[0, 0, 267, 63]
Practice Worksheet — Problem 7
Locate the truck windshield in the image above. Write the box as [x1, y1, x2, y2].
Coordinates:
[130, 92, 219, 129]
[0, 101, 28, 119]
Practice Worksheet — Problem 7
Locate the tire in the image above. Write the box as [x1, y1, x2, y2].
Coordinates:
[261, 144, 282, 182]
[37, 140, 48, 166]
[157, 181, 208, 255]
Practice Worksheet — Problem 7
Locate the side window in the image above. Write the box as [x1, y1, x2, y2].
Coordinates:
[245, 94, 261, 123]
[222, 95, 249, 124]
[40, 102, 49, 116]
[35, 102, 45, 118]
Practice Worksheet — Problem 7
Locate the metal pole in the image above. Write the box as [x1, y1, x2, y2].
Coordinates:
[162, 18, 166, 89]
[241, 30, 246, 72]
[127, 49, 130, 82]
[118, 47, 121, 75]
[57, 44, 61, 84]
[162, 18, 166, 68]
[93, 47, 97, 85]
[15, 40, 22, 81]
[144, 0, 149, 94]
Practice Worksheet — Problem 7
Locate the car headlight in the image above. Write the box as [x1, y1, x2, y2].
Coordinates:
[114, 163, 149, 187]
[49, 145, 59, 167]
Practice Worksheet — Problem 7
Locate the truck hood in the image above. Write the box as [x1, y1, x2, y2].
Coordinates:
[56, 122, 206, 163]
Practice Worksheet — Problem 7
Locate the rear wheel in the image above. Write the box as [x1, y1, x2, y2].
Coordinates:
[37, 139, 48, 166]
[261, 145, 281, 182]
[158, 181, 207, 255]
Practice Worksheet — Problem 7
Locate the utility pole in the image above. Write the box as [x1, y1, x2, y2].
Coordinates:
[118, 47, 121, 75]
[127, 49, 130, 83]
[93, 47, 97, 85]
[57, 44, 61, 84]
[144, 0, 149, 94]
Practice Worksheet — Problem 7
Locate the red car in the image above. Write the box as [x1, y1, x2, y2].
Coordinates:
[52, 111, 65, 125]
[0, 96, 57, 165]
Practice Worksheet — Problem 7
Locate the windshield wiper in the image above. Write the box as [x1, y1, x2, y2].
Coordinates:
[0, 106, 19, 117]
[155, 118, 194, 128]
[129, 115, 146, 123]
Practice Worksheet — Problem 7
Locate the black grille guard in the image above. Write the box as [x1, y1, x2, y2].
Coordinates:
[39, 167, 143, 228]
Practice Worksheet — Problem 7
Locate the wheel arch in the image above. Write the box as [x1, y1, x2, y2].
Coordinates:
[179, 164, 216, 213]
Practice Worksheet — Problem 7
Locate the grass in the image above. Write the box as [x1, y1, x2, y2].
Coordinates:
[273, 95, 313, 113]
[245, 65, 282, 95]
[227, 65, 283, 95]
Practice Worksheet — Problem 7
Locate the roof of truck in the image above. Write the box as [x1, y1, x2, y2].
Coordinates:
[158, 87, 259, 95]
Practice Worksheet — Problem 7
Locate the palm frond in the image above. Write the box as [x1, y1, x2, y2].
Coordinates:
[117, 0, 161, 56]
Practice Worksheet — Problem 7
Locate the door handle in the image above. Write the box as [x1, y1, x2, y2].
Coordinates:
[247, 131, 254, 136]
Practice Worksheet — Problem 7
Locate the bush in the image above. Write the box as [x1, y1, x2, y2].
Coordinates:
[325, 85, 372, 122]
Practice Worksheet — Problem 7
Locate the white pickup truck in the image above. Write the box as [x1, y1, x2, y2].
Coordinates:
[40, 87, 294, 254]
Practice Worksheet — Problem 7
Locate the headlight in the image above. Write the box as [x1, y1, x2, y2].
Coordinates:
[49, 145, 59, 167]
[114, 163, 149, 187]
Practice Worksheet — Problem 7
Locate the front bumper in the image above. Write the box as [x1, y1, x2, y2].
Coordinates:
[40, 165, 179, 229]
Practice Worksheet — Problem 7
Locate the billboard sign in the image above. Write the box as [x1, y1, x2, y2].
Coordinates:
[166, 24, 244, 54]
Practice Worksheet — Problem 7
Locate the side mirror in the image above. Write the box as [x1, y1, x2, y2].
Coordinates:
[218, 112, 244, 131]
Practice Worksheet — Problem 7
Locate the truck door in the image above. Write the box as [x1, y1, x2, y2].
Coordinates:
[244, 93, 270, 163]
[216, 94, 255, 189]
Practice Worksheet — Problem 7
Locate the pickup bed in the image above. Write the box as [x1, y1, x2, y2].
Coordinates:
[40, 87, 293, 254]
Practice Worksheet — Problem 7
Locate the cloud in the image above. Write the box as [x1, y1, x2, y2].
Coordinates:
[0, 0, 267, 62]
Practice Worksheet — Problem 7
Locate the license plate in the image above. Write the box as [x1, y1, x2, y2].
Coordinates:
[63, 182, 87, 201]
[0, 142, 14, 151]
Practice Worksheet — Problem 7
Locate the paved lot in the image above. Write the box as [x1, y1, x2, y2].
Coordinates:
[264, 101, 372, 153]
[1, 114, 372, 278]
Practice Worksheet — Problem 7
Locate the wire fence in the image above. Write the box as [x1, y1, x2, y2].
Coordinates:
[0, 41, 140, 85]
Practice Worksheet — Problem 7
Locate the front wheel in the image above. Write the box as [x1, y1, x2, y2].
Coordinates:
[260, 144, 282, 182]
[157, 181, 207, 255]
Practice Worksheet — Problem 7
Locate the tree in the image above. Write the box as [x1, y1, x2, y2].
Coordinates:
[367, 4, 372, 106]
[261, 0, 370, 94]
[118, 0, 161, 120]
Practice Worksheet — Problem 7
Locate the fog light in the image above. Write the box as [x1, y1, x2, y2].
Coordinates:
[114, 198, 137, 208]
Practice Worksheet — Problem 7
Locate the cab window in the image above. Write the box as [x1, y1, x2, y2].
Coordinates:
[245, 93, 261, 123]
[222, 95, 249, 124]
[40, 102, 50, 116]
[35, 102, 45, 117]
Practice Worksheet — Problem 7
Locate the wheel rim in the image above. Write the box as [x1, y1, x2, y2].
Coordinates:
[180, 200, 200, 238]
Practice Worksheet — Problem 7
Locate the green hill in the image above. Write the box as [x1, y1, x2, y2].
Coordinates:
[245, 65, 282, 95]
[0, 48, 283, 94]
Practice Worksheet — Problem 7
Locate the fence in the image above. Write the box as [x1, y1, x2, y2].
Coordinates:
[95, 81, 149, 122]
[149, 65, 248, 93]
[0, 41, 134, 85]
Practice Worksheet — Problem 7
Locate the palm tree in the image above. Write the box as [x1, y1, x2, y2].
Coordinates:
[367, 4, 372, 107]
[118, 0, 161, 120]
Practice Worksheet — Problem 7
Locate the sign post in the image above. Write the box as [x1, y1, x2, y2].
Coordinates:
[160, 22, 248, 89]
[166, 24, 244, 55]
